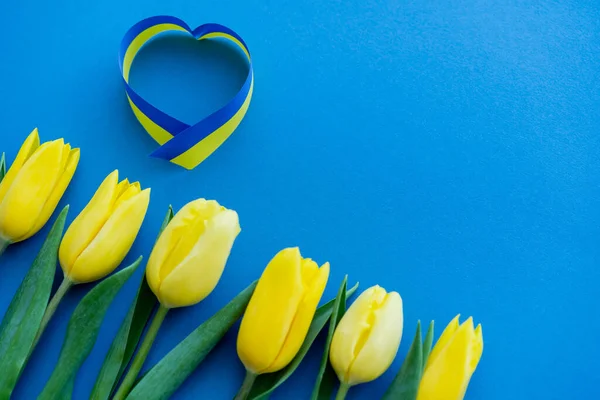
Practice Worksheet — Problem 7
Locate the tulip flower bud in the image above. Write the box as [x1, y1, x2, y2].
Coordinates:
[59, 170, 150, 283]
[0, 129, 79, 245]
[146, 199, 241, 308]
[237, 247, 330, 374]
[330, 285, 403, 386]
[417, 315, 483, 400]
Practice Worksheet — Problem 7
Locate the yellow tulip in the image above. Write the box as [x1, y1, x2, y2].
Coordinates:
[237, 247, 330, 374]
[113, 200, 240, 399]
[146, 198, 241, 308]
[330, 285, 403, 389]
[58, 170, 150, 283]
[417, 315, 483, 400]
[0, 129, 79, 246]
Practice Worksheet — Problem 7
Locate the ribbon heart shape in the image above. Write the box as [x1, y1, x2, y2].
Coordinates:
[119, 16, 254, 170]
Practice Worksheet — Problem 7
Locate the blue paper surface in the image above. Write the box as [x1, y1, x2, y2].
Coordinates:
[0, 1, 598, 399]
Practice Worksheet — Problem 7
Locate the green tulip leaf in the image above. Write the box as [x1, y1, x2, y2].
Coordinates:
[38, 257, 142, 400]
[57, 377, 75, 400]
[91, 206, 174, 400]
[0, 206, 68, 398]
[310, 276, 349, 400]
[248, 281, 359, 400]
[156, 206, 175, 239]
[421, 321, 434, 370]
[0, 152, 6, 182]
[382, 321, 425, 400]
[90, 276, 157, 400]
[127, 281, 258, 400]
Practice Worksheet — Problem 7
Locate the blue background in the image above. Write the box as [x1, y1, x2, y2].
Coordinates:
[0, 0, 598, 399]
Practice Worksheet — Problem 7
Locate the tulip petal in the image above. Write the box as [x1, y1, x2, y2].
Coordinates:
[329, 285, 387, 383]
[237, 247, 305, 373]
[114, 178, 130, 200]
[252, 281, 359, 400]
[0, 128, 40, 204]
[59, 170, 118, 274]
[146, 199, 220, 293]
[425, 314, 460, 371]
[470, 324, 483, 375]
[158, 209, 240, 308]
[113, 181, 140, 210]
[0, 140, 64, 240]
[347, 291, 403, 385]
[264, 261, 330, 373]
[417, 317, 481, 400]
[159, 200, 223, 281]
[157, 213, 204, 282]
[68, 189, 150, 283]
[300, 258, 319, 285]
[20, 147, 80, 241]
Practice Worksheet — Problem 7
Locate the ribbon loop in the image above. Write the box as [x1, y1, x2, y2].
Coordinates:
[119, 16, 253, 170]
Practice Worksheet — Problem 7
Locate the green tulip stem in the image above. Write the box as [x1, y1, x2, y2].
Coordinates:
[33, 277, 73, 348]
[335, 383, 351, 400]
[0, 237, 9, 257]
[233, 370, 258, 400]
[113, 304, 169, 400]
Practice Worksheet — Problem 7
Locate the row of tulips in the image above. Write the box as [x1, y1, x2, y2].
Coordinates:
[0, 130, 483, 400]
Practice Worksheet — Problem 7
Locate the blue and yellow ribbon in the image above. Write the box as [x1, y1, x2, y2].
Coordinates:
[119, 16, 253, 170]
